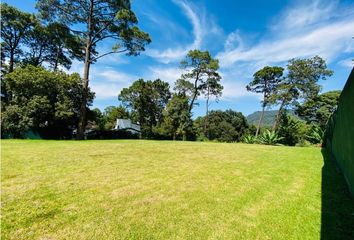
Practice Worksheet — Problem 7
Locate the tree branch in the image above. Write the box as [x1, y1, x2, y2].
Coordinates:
[91, 20, 115, 42]
[53, 3, 85, 22]
[68, 27, 85, 35]
[92, 34, 121, 45]
[90, 49, 127, 62]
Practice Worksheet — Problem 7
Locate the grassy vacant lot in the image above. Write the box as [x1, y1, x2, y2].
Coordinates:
[2, 140, 354, 239]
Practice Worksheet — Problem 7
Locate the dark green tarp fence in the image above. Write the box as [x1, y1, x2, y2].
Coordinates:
[325, 67, 354, 195]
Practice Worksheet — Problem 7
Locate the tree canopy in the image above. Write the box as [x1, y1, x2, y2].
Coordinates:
[23, 21, 84, 70]
[160, 93, 192, 140]
[246, 66, 284, 136]
[176, 50, 222, 113]
[0, 3, 35, 73]
[36, 0, 151, 139]
[194, 110, 249, 142]
[119, 79, 171, 137]
[272, 56, 333, 130]
[296, 90, 341, 130]
[1, 66, 94, 138]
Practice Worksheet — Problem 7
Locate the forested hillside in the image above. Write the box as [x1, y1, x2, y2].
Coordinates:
[246, 110, 295, 126]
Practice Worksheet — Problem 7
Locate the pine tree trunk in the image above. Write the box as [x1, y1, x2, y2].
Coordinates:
[76, 49, 90, 140]
[188, 72, 200, 113]
[272, 99, 285, 131]
[9, 49, 14, 73]
[76, 0, 93, 140]
[204, 89, 210, 139]
[189, 89, 198, 113]
[256, 104, 265, 137]
[53, 47, 60, 71]
[256, 90, 267, 137]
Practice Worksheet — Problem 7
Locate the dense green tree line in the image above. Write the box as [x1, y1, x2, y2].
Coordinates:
[0, 2, 340, 144]
[1, 66, 94, 138]
[116, 50, 225, 140]
[35, 0, 151, 139]
[194, 110, 249, 142]
[246, 56, 333, 133]
[1, 1, 150, 139]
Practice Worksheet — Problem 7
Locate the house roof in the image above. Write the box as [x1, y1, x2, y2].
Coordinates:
[115, 119, 141, 132]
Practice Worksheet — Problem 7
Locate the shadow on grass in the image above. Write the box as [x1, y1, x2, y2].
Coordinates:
[321, 149, 354, 240]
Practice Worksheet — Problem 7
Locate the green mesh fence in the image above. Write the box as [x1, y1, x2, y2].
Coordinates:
[325, 67, 354, 195]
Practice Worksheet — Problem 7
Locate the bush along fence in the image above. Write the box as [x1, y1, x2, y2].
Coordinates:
[324, 67, 354, 195]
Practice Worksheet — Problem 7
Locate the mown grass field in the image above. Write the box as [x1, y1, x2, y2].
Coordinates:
[2, 140, 354, 239]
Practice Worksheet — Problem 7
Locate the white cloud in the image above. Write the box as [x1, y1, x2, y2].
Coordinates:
[221, 80, 258, 101]
[271, 0, 335, 32]
[148, 66, 184, 85]
[217, 1, 354, 68]
[90, 67, 138, 100]
[94, 53, 129, 65]
[66, 60, 84, 76]
[96, 69, 136, 83]
[338, 58, 354, 69]
[219, 70, 260, 101]
[141, 10, 189, 43]
[145, 0, 201, 63]
[217, 20, 354, 68]
[66, 0, 354, 103]
[175, 0, 202, 49]
[89, 82, 122, 100]
[214, 0, 354, 100]
[146, 0, 221, 63]
[67, 61, 138, 100]
[224, 30, 244, 51]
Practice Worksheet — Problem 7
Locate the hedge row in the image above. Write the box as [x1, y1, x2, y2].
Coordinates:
[325, 68, 354, 195]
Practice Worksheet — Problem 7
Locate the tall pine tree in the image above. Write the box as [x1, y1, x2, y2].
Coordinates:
[36, 0, 151, 139]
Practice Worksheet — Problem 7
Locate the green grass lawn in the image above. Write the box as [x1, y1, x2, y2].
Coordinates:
[2, 140, 354, 239]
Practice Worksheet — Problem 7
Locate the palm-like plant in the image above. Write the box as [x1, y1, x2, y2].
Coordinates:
[259, 130, 283, 145]
[306, 125, 324, 144]
[243, 134, 256, 144]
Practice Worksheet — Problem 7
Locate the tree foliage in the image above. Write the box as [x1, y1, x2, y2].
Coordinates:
[88, 106, 130, 131]
[119, 79, 171, 137]
[23, 21, 84, 70]
[306, 125, 324, 145]
[0, 3, 35, 72]
[246, 66, 284, 136]
[277, 112, 308, 146]
[36, 0, 151, 139]
[1, 66, 94, 138]
[176, 50, 222, 113]
[160, 93, 191, 140]
[194, 110, 249, 142]
[36, 0, 151, 61]
[272, 56, 333, 130]
[296, 90, 341, 130]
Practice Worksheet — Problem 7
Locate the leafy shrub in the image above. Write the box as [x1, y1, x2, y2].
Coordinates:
[193, 110, 249, 142]
[306, 125, 324, 144]
[243, 134, 256, 144]
[277, 113, 308, 146]
[259, 130, 283, 145]
[85, 129, 139, 139]
[295, 139, 312, 147]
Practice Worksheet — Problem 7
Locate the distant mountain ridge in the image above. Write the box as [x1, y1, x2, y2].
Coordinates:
[246, 110, 295, 126]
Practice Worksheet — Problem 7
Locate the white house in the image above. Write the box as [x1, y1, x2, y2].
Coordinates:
[114, 119, 141, 134]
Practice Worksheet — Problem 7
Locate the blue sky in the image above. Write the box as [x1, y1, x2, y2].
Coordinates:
[5, 0, 354, 117]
